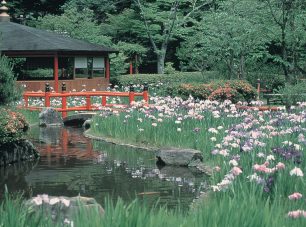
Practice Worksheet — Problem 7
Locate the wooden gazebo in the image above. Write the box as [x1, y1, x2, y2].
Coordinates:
[0, 1, 118, 92]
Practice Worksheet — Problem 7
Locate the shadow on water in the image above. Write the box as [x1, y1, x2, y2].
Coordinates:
[0, 126, 208, 210]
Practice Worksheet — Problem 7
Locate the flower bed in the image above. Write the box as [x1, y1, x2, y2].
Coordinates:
[89, 97, 306, 221]
[0, 108, 29, 144]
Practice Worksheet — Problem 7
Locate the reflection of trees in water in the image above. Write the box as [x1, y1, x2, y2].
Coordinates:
[0, 160, 39, 199]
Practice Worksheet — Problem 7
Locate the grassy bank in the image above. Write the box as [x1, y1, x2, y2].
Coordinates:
[2, 185, 306, 227]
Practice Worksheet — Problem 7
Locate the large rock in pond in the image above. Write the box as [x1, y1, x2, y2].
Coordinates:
[39, 107, 63, 127]
[156, 148, 203, 166]
[39, 126, 62, 144]
[0, 140, 40, 167]
[26, 195, 104, 225]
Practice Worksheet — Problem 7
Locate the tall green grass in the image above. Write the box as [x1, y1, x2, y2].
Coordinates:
[2, 185, 306, 227]
[90, 110, 240, 165]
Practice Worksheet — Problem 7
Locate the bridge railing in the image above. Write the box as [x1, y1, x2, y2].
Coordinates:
[23, 83, 149, 118]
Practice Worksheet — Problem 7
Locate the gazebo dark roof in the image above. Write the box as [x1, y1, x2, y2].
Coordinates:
[0, 21, 118, 54]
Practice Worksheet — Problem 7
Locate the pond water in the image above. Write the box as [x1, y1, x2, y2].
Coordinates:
[0, 126, 208, 210]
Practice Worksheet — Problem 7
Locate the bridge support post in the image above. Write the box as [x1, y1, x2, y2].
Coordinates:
[102, 96, 107, 107]
[24, 94, 28, 108]
[86, 95, 91, 110]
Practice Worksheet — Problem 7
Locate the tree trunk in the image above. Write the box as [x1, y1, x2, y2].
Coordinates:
[281, 27, 289, 79]
[226, 60, 233, 80]
[157, 53, 166, 74]
[227, 51, 235, 79]
[239, 54, 245, 79]
[135, 54, 139, 74]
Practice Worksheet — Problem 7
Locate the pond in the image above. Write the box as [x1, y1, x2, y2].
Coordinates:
[0, 126, 208, 210]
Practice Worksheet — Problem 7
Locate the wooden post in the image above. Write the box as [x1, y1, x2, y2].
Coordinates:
[143, 82, 149, 105]
[54, 53, 59, 92]
[61, 83, 67, 118]
[257, 79, 261, 100]
[105, 56, 110, 80]
[129, 61, 133, 75]
[102, 96, 107, 106]
[129, 83, 135, 105]
[24, 95, 28, 108]
[45, 83, 51, 107]
[86, 95, 91, 110]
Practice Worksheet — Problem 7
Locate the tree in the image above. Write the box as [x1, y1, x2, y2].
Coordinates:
[0, 56, 21, 105]
[264, 0, 306, 80]
[33, 6, 136, 76]
[34, 6, 112, 47]
[116, 42, 147, 74]
[100, 8, 150, 73]
[65, 0, 132, 22]
[178, 0, 269, 79]
[134, 0, 210, 74]
[7, 0, 68, 20]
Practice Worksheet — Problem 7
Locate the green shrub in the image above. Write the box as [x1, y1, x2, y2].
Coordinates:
[246, 73, 286, 92]
[164, 62, 176, 74]
[277, 82, 306, 107]
[0, 108, 29, 144]
[0, 56, 21, 105]
[221, 80, 257, 102]
[111, 71, 219, 87]
[167, 83, 213, 100]
[110, 53, 130, 77]
[171, 80, 256, 103]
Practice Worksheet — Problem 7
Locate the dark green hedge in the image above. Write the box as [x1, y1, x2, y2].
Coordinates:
[110, 72, 221, 87]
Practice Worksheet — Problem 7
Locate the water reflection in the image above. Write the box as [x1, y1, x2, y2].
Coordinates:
[0, 126, 208, 209]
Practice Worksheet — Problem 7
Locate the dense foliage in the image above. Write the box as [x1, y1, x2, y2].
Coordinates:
[277, 83, 306, 107]
[0, 56, 21, 105]
[11, 0, 305, 79]
[111, 72, 219, 87]
[0, 108, 28, 144]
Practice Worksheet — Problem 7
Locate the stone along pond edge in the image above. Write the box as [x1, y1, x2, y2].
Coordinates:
[83, 129, 213, 176]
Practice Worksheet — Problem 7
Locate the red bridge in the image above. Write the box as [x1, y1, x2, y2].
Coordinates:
[22, 83, 149, 118]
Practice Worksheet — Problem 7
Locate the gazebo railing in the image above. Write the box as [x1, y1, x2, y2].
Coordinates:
[23, 83, 149, 118]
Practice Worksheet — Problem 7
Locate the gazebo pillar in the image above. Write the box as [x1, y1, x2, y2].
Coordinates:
[105, 56, 110, 80]
[54, 53, 59, 92]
